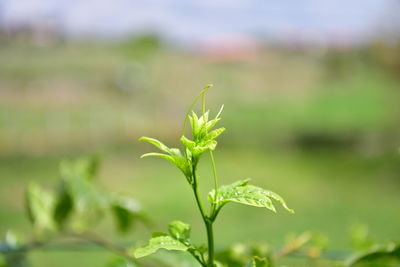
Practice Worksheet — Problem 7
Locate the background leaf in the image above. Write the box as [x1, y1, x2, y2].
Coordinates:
[59, 158, 107, 232]
[111, 195, 147, 233]
[345, 242, 400, 266]
[248, 256, 269, 267]
[60, 156, 100, 182]
[25, 183, 56, 234]
[53, 182, 73, 229]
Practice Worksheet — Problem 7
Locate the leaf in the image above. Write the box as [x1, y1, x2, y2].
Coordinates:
[180, 136, 196, 151]
[25, 183, 56, 233]
[350, 223, 374, 250]
[203, 140, 217, 151]
[134, 236, 188, 258]
[5, 230, 23, 248]
[2, 252, 29, 267]
[189, 111, 201, 138]
[171, 156, 192, 178]
[188, 106, 224, 144]
[139, 137, 172, 154]
[60, 156, 100, 182]
[85, 155, 100, 180]
[345, 242, 400, 266]
[53, 182, 73, 229]
[168, 221, 191, 243]
[209, 179, 294, 214]
[111, 195, 145, 233]
[196, 111, 210, 140]
[216, 243, 271, 267]
[216, 243, 250, 266]
[152, 232, 169, 238]
[206, 105, 224, 131]
[60, 160, 108, 231]
[181, 107, 225, 159]
[141, 152, 174, 163]
[69, 185, 107, 232]
[181, 136, 209, 157]
[247, 256, 269, 267]
[140, 138, 192, 178]
[181, 131, 220, 157]
[207, 128, 225, 141]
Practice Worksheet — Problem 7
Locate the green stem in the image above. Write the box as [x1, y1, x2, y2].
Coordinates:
[205, 220, 215, 266]
[189, 250, 207, 267]
[209, 151, 219, 203]
[192, 169, 207, 219]
[191, 164, 215, 267]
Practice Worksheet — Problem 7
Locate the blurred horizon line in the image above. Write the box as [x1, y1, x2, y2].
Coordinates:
[0, 0, 399, 47]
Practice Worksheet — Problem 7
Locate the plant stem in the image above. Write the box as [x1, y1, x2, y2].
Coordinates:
[192, 171, 207, 220]
[209, 151, 219, 202]
[191, 164, 215, 267]
[205, 220, 214, 266]
[189, 250, 207, 267]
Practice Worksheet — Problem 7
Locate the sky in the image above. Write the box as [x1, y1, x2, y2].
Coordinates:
[0, 0, 399, 44]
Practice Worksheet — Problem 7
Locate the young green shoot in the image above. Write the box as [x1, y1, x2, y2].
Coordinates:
[137, 85, 294, 266]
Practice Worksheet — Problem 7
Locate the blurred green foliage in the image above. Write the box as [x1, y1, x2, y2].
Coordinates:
[0, 38, 399, 266]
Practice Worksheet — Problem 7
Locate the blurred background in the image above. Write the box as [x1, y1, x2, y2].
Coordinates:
[0, 0, 400, 266]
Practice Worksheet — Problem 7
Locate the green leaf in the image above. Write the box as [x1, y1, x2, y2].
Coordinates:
[141, 152, 174, 163]
[60, 159, 108, 231]
[69, 184, 107, 232]
[53, 182, 73, 229]
[2, 252, 29, 267]
[152, 232, 169, 238]
[111, 195, 145, 233]
[134, 236, 188, 258]
[168, 221, 191, 243]
[181, 131, 220, 157]
[181, 135, 209, 157]
[25, 183, 56, 233]
[141, 152, 192, 179]
[180, 136, 196, 151]
[5, 230, 23, 248]
[345, 242, 400, 266]
[85, 155, 100, 180]
[196, 111, 210, 140]
[247, 256, 269, 267]
[203, 140, 217, 151]
[189, 111, 201, 138]
[206, 105, 224, 131]
[207, 128, 225, 141]
[209, 179, 294, 214]
[140, 138, 192, 179]
[60, 156, 100, 182]
[350, 223, 375, 250]
[187, 106, 224, 144]
[181, 106, 225, 160]
[171, 156, 192, 178]
[139, 137, 172, 154]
